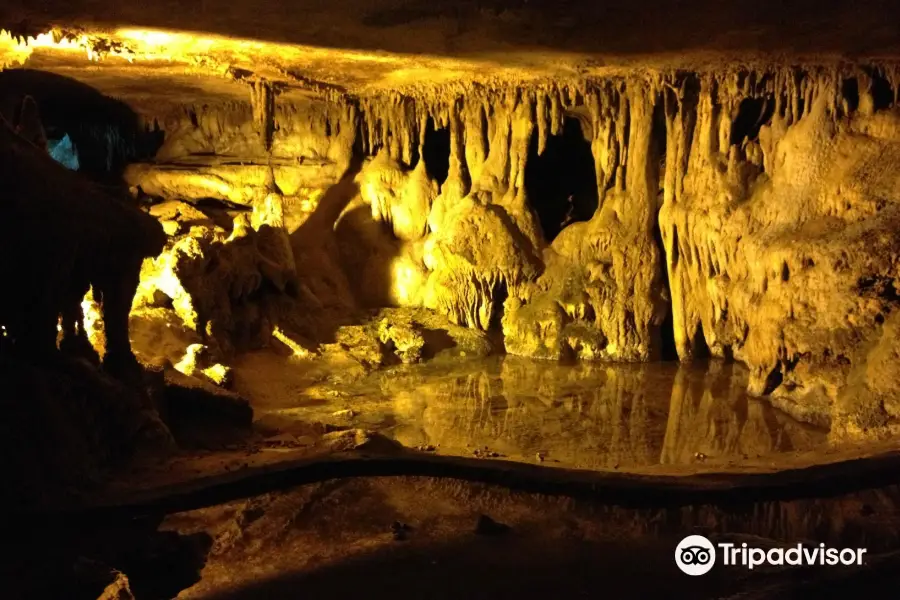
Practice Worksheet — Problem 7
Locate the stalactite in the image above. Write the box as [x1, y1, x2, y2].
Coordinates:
[441, 98, 470, 204]
[536, 92, 549, 156]
[463, 100, 487, 183]
[249, 79, 276, 152]
[550, 90, 562, 137]
[508, 93, 533, 194]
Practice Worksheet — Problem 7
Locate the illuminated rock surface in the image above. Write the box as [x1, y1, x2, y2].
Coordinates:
[99, 67, 900, 437]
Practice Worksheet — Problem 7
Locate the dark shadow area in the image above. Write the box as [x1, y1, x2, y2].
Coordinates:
[762, 363, 785, 396]
[291, 152, 364, 246]
[842, 77, 861, 113]
[422, 117, 450, 185]
[420, 328, 458, 359]
[656, 302, 678, 361]
[333, 203, 402, 308]
[692, 321, 711, 360]
[489, 280, 508, 333]
[187, 519, 900, 600]
[525, 116, 598, 242]
[0, 69, 164, 181]
[868, 68, 896, 111]
[3, 517, 212, 600]
[199, 535, 728, 600]
[162, 380, 254, 449]
[488, 279, 508, 354]
[730, 96, 773, 144]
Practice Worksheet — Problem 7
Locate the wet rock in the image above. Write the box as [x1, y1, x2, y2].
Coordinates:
[174, 343, 210, 375]
[377, 317, 425, 364]
[321, 325, 388, 369]
[163, 367, 253, 430]
[202, 363, 234, 388]
[73, 558, 135, 600]
[135, 210, 297, 359]
[472, 446, 501, 458]
[390, 521, 412, 541]
[475, 514, 511, 536]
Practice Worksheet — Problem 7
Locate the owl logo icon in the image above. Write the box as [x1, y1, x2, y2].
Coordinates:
[675, 535, 716, 575]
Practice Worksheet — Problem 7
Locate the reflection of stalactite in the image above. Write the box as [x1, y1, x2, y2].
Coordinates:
[658, 363, 805, 465]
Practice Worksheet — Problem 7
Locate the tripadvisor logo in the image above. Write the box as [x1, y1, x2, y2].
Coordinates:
[675, 535, 868, 575]
[676, 535, 716, 576]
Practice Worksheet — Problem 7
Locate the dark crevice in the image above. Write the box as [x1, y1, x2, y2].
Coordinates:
[762, 363, 785, 396]
[868, 69, 895, 111]
[670, 225, 681, 268]
[525, 116, 599, 242]
[731, 96, 773, 144]
[692, 321, 711, 360]
[488, 280, 508, 354]
[651, 96, 677, 361]
[842, 78, 860, 112]
[480, 104, 491, 157]
[490, 282, 508, 332]
[857, 276, 900, 303]
[422, 117, 450, 185]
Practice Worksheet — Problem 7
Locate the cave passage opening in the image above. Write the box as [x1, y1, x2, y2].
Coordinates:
[842, 78, 860, 113]
[525, 116, 599, 243]
[869, 70, 895, 111]
[730, 96, 774, 145]
[0, 69, 163, 181]
[421, 117, 450, 186]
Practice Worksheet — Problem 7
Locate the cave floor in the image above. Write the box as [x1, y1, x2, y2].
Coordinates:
[159, 476, 900, 600]
[14, 473, 900, 600]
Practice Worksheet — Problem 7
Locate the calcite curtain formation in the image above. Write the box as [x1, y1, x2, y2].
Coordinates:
[122, 64, 900, 432]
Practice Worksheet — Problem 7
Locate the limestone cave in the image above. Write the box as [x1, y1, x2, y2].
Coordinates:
[3, 1, 900, 597]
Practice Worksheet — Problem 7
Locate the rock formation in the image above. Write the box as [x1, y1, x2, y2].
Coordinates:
[0, 111, 167, 379]
[83, 63, 900, 437]
[0, 17, 899, 442]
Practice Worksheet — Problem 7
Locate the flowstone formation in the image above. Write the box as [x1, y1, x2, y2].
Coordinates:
[45, 57, 898, 437]
[344, 68, 900, 436]
[657, 67, 900, 435]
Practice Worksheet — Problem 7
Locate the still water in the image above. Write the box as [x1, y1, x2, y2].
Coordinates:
[238, 355, 828, 472]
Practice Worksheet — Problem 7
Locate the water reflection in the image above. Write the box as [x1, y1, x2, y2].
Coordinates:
[330, 357, 828, 470]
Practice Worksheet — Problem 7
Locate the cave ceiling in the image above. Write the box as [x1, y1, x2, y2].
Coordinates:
[1, 0, 899, 111]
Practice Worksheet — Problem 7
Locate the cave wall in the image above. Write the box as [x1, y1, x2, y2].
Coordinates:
[658, 67, 900, 434]
[114, 64, 900, 433]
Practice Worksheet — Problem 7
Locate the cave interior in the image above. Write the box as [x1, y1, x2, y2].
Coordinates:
[3, 0, 900, 597]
